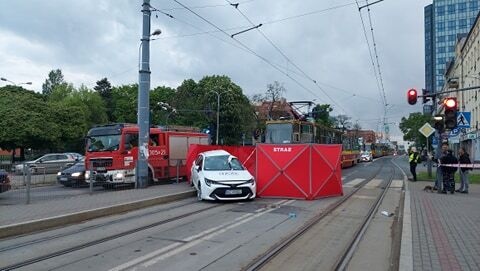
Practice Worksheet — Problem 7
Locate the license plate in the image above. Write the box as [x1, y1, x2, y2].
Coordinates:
[225, 189, 243, 195]
[60, 177, 68, 181]
[96, 167, 106, 172]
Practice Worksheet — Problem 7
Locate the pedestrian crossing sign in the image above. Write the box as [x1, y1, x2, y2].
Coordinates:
[456, 112, 471, 128]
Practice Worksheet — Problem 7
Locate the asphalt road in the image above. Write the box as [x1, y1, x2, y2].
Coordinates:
[0, 157, 404, 271]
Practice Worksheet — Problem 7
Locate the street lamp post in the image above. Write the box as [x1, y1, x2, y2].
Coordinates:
[208, 90, 230, 145]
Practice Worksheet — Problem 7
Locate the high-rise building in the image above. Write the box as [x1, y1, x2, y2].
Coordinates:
[424, 0, 480, 93]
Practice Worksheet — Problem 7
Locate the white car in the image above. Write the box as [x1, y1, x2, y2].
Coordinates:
[360, 151, 373, 162]
[191, 150, 256, 201]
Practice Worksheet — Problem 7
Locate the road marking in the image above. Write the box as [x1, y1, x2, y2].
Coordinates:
[390, 180, 404, 189]
[364, 178, 383, 188]
[109, 199, 294, 271]
[352, 195, 377, 200]
[343, 178, 365, 187]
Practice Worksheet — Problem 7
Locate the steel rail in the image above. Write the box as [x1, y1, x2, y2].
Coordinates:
[0, 203, 223, 271]
[243, 159, 391, 271]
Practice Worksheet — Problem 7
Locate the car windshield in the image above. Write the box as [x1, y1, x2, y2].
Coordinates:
[87, 135, 121, 152]
[203, 155, 245, 171]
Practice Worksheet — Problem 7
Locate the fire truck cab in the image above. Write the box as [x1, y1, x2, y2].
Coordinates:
[85, 123, 209, 186]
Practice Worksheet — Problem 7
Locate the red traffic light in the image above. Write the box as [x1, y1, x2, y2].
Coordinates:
[407, 88, 417, 105]
[444, 97, 457, 108]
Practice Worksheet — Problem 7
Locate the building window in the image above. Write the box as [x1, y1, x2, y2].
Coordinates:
[437, 47, 446, 53]
[437, 22, 445, 31]
[470, 1, 478, 9]
[436, 5, 445, 16]
[458, 2, 467, 12]
[447, 4, 456, 14]
[438, 35, 446, 42]
[448, 34, 457, 41]
[459, 19, 467, 28]
[448, 20, 456, 30]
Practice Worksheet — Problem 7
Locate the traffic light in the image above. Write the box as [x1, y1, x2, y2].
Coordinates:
[444, 97, 457, 129]
[422, 89, 430, 104]
[407, 89, 417, 105]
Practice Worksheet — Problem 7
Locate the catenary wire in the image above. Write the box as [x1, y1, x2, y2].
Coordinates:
[224, 0, 349, 114]
[171, 0, 331, 104]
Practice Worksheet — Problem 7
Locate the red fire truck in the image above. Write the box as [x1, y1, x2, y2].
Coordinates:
[85, 123, 209, 186]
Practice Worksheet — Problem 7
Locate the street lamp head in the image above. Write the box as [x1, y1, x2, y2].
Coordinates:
[0, 78, 6, 82]
[150, 29, 162, 36]
[25, 82, 32, 85]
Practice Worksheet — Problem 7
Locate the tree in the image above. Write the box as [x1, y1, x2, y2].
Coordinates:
[312, 104, 334, 127]
[332, 114, 352, 130]
[399, 112, 432, 146]
[265, 81, 286, 120]
[42, 69, 66, 96]
[94, 78, 114, 122]
[111, 84, 138, 123]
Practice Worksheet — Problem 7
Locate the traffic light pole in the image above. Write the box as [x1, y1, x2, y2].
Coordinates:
[420, 85, 480, 100]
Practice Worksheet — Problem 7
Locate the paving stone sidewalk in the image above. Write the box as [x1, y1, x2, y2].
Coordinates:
[397, 156, 480, 271]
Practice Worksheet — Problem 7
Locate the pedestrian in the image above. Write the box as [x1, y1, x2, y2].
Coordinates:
[440, 149, 458, 194]
[409, 147, 421, 181]
[435, 143, 449, 191]
[456, 147, 471, 194]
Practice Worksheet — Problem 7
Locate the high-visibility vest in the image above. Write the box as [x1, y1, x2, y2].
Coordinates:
[409, 152, 420, 163]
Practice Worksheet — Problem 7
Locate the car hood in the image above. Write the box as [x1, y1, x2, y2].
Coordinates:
[203, 170, 253, 182]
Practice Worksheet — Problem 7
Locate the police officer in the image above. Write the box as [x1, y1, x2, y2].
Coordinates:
[409, 147, 421, 181]
[440, 149, 458, 194]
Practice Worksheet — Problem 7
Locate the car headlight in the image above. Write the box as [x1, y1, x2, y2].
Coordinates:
[246, 178, 255, 185]
[71, 172, 82, 177]
[85, 172, 90, 179]
[204, 178, 213, 187]
[115, 172, 124, 179]
[57, 172, 61, 176]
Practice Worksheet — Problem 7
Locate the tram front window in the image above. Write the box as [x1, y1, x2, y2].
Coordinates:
[265, 124, 293, 144]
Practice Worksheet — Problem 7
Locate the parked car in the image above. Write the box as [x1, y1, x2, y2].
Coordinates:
[57, 157, 86, 187]
[361, 151, 373, 162]
[191, 150, 256, 201]
[64, 152, 84, 160]
[0, 169, 11, 193]
[14, 153, 78, 175]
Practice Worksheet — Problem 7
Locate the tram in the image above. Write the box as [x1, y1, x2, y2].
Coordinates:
[264, 119, 361, 168]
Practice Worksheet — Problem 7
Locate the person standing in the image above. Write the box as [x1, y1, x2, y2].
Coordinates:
[440, 150, 458, 194]
[409, 147, 421, 181]
[435, 143, 449, 191]
[457, 147, 471, 193]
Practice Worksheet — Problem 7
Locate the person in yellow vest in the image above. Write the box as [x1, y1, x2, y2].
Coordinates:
[409, 147, 421, 181]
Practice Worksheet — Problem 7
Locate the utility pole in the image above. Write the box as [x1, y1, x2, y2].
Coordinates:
[137, 0, 151, 188]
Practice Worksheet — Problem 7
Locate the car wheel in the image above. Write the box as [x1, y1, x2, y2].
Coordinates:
[197, 182, 203, 201]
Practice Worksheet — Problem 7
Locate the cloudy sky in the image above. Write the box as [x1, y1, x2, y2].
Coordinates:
[0, 0, 431, 141]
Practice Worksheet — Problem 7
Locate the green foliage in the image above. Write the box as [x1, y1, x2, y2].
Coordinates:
[313, 104, 334, 127]
[94, 78, 114, 122]
[111, 84, 138, 123]
[42, 69, 66, 96]
[399, 112, 432, 146]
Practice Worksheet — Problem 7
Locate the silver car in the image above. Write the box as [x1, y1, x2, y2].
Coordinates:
[15, 153, 78, 175]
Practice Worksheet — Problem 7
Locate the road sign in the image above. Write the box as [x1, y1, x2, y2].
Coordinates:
[456, 112, 471, 128]
[449, 127, 460, 137]
[419, 123, 435, 137]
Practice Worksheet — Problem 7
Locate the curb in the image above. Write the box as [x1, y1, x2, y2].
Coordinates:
[0, 190, 195, 239]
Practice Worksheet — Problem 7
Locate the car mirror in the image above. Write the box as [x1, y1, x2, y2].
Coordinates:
[195, 165, 200, 172]
[38, 159, 43, 163]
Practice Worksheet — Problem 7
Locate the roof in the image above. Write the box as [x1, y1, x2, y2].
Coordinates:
[201, 150, 232, 157]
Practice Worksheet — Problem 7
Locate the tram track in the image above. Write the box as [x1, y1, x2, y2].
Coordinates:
[0, 202, 224, 271]
[243, 158, 398, 271]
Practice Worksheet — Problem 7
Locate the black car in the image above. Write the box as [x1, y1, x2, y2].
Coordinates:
[57, 159, 86, 187]
[0, 169, 12, 193]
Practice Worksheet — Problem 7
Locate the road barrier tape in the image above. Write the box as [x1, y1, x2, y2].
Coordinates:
[438, 163, 480, 169]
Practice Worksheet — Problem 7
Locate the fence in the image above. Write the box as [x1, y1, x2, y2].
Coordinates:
[0, 159, 188, 206]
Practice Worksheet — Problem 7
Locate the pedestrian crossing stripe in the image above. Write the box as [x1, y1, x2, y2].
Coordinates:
[456, 112, 470, 128]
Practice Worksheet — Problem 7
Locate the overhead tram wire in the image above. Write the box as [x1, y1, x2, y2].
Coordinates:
[354, 0, 385, 108]
[172, 0, 330, 104]
[365, 0, 388, 108]
[160, 0, 256, 12]
[224, 0, 350, 115]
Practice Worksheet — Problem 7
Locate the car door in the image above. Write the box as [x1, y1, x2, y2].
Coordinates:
[191, 155, 203, 189]
[55, 154, 72, 173]
[35, 154, 55, 174]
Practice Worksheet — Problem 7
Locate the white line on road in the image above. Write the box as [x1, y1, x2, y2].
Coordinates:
[109, 199, 294, 271]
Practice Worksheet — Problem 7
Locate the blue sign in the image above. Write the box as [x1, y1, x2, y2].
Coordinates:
[456, 112, 471, 128]
[432, 137, 438, 145]
[449, 127, 460, 137]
